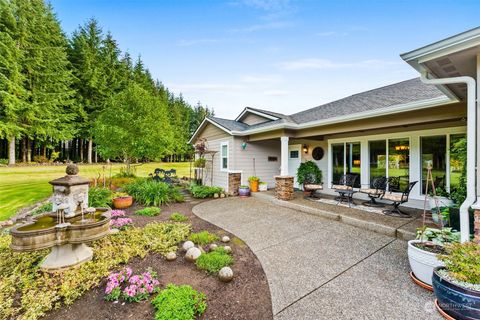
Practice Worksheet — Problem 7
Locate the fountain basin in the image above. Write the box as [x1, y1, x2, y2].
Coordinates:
[10, 208, 111, 252]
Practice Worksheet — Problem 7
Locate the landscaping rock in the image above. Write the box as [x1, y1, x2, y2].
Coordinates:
[218, 267, 234, 282]
[110, 228, 120, 234]
[165, 252, 177, 261]
[182, 240, 194, 251]
[220, 193, 226, 198]
[223, 245, 232, 253]
[185, 247, 202, 262]
[209, 243, 218, 251]
[214, 193, 219, 198]
[222, 235, 230, 243]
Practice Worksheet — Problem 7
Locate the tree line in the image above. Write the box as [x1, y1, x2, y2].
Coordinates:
[0, 0, 213, 165]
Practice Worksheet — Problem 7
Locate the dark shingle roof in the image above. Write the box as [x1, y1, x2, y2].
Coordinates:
[207, 78, 448, 133]
[290, 78, 446, 124]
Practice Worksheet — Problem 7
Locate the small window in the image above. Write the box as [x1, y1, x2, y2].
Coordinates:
[268, 156, 278, 162]
[220, 142, 228, 171]
[290, 150, 299, 159]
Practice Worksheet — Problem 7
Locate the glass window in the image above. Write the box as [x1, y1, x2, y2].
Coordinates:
[388, 138, 410, 191]
[450, 134, 466, 192]
[332, 143, 344, 183]
[421, 136, 446, 194]
[290, 150, 299, 159]
[346, 142, 361, 187]
[221, 143, 228, 170]
[369, 140, 386, 186]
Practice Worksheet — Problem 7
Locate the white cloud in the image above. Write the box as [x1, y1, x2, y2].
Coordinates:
[278, 58, 401, 71]
[264, 89, 289, 96]
[240, 74, 283, 83]
[176, 38, 220, 47]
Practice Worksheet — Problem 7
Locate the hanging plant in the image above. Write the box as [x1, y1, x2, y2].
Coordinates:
[195, 138, 208, 155]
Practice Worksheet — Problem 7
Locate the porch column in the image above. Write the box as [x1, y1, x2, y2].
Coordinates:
[280, 136, 289, 176]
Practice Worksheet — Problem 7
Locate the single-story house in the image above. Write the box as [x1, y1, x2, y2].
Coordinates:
[189, 27, 480, 242]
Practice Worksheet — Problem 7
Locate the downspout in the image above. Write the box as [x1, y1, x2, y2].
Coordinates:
[420, 71, 476, 243]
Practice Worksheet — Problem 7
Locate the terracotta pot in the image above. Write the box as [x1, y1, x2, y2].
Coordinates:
[112, 196, 133, 209]
[249, 180, 259, 192]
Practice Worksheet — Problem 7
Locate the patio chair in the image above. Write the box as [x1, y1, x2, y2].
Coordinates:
[359, 176, 387, 207]
[152, 168, 165, 182]
[303, 173, 323, 198]
[331, 173, 358, 191]
[382, 181, 418, 218]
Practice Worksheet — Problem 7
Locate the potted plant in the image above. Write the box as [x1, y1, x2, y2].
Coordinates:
[429, 186, 453, 216]
[248, 176, 260, 192]
[194, 157, 206, 168]
[408, 227, 459, 289]
[433, 242, 480, 319]
[259, 181, 268, 192]
[238, 185, 250, 197]
[112, 192, 133, 209]
[296, 161, 322, 196]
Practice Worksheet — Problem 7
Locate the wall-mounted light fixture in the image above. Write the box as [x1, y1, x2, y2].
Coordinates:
[241, 141, 247, 150]
[303, 144, 308, 154]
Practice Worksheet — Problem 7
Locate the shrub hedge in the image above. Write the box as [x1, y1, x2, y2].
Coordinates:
[123, 179, 184, 206]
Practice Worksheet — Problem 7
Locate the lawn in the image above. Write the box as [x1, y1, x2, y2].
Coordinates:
[0, 162, 191, 221]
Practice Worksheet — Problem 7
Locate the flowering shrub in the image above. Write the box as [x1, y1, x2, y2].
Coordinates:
[110, 210, 126, 218]
[105, 267, 160, 302]
[110, 217, 133, 230]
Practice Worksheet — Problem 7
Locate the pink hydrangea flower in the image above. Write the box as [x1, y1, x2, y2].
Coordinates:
[111, 210, 126, 218]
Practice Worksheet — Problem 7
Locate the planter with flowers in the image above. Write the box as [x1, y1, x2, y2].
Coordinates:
[248, 176, 260, 192]
[259, 182, 268, 192]
[238, 185, 250, 197]
[112, 192, 133, 209]
[433, 242, 480, 320]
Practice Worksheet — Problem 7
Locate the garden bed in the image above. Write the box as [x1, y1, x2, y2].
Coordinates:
[44, 200, 272, 320]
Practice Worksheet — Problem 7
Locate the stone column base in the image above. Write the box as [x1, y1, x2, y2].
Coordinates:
[41, 243, 93, 272]
[275, 176, 294, 201]
[228, 172, 241, 196]
[475, 210, 480, 244]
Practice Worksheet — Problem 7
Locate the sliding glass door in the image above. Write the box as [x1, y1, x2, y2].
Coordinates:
[369, 140, 386, 186]
[331, 142, 361, 187]
[421, 136, 446, 194]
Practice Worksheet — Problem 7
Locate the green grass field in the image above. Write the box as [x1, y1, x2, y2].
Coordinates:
[0, 162, 191, 221]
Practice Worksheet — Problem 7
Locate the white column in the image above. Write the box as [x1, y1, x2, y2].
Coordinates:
[280, 136, 289, 176]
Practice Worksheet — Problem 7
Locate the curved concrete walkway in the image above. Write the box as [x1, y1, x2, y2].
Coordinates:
[193, 197, 441, 320]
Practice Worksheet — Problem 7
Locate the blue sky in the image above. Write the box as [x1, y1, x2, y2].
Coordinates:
[51, 0, 480, 119]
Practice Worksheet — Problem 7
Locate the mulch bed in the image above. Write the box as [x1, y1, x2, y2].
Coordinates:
[44, 199, 273, 320]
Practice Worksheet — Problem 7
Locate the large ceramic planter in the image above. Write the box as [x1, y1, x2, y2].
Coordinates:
[112, 196, 133, 209]
[238, 186, 250, 197]
[433, 267, 480, 320]
[249, 180, 259, 192]
[259, 183, 268, 192]
[408, 240, 444, 286]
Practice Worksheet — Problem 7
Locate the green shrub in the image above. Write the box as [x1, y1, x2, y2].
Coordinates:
[49, 151, 60, 162]
[170, 212, 188, 222]
[31, 203, 53, 216]
[135, 207, 161, 216]
[88, 187, 113, 207]
[193, 157, 206, 168]
[188, 231, 219, 245]
[439, 242, 480, 284]
[296, 161, 322, 185]
[0, 222, 190, 320]
[151, 284, 207, 320]
[114, 166, 137, 178]
[33, 155, 49, 163]
[0, 159, 9, 166]
[123, 179, 184, 206]
[195, 247, 233, 274]
[189, 184, 223, 199]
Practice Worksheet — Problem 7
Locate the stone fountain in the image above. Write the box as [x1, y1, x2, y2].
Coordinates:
[10, 164, 111, 271]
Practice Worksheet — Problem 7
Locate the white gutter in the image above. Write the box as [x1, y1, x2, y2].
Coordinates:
[420, 71, 476, 243]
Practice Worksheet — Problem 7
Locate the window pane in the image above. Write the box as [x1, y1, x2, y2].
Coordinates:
[222, 157, 228, 169]
[450, 134, 466, 191]
[346, 142, 361, 188]
[421, 136, 446, 194]
[290, 150, 299, 159]
[221, 144, 227, 157]
[388, 138, 410, 191]
[332, 144, 344, 183]
[369, 140, 386, 186]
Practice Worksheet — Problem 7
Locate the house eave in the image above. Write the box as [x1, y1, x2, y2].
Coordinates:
[235, 107, 280, 122]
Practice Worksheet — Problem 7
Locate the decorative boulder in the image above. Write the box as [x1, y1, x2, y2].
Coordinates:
[223, 246, 232, 253]
[222, 236, 230, 243]
[110, 228, 120, 234]
[182, 241, 194, 251]
[209, 243, 218, 252]
[218, 267, 234, 282]
[214, 193, 219, 198]
[220, 193, 226, 198]
[185, 247, 202, 262]
[166, 252, 177, 261]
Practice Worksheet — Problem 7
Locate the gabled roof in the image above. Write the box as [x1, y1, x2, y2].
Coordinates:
[189, 77, 453, 142]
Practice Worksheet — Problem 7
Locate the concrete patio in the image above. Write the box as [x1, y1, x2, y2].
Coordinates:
[193, 197, 441, 320]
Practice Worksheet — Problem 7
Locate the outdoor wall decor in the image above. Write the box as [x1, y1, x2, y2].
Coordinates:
[312, 147, 324, 160]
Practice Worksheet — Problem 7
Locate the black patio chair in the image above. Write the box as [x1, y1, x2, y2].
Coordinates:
[303, 173, 323, 199]
[359, 176, 387, 207]
[382, 181, 418, 218]
[331, 173, 358, 191]
[152, 168, 165, 182]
